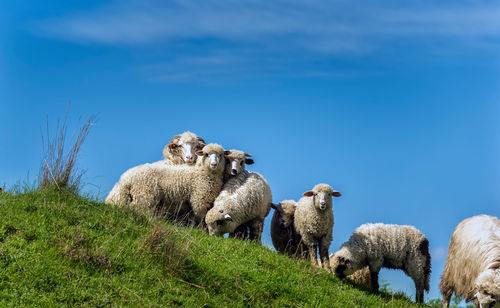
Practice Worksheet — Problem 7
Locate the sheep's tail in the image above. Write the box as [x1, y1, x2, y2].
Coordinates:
[419, 238, 431, 292]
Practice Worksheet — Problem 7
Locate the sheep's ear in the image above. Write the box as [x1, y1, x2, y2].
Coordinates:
[168, 143, 177, 149]
[224, 150, 231, 156]
[169, 135, 181, 143]
[271, 203, 282, 212]
[244, 153, 252, 157]
[303, 191, 314, 197]
[196, 150, 204, 156]
[332, 190, 341, 197]
[245, 158, 254, 165]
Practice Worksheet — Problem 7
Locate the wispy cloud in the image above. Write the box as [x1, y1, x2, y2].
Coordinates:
[39, 0, 500, 49]
[36, 0, 500, 82]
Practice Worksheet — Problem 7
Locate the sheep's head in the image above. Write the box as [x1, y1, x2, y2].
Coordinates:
[303, 183, 341, 211]
[223, 150, 253, 177]
[469, 269, 500, 308]
[164, 131, 206, 164]
[205, 207, 236, 236]
[196, 143, 226, 172]
[332, 245, 364, 279]
[271, 200, 297, 228]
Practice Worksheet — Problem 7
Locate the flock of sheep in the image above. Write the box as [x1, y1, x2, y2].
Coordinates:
[105, 131, 500, 307]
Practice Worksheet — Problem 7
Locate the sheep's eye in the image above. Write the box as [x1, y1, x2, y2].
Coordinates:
[314, 193, 318, 196]
[240, 161, 244, 166]
[205, 154, 208, 157]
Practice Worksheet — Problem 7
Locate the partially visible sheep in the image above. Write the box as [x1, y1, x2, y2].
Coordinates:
[270, 200, 307, 258]
[161, 131, 206, 165]
[294, 183, 341, 272]
[329, 254, 372, 290]
[439, 215, 500, 308]
[332, 223, 431, 303]
[205, 150, 272, 243]
[106, 143, 226, 226]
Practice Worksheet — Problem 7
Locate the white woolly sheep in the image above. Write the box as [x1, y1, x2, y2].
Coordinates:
[440, 214, 500, 308]
[105, 143, 226, 226]
[161, 131, 206, 165]
[270, 200, 307, 258]
[332, 223, 431, 303]
[105, 131, 205, 209]
[294, 183, 341, 272]
[205, 150, 272, 243]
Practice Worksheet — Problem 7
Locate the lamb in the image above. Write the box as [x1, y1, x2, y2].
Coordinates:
[294, 183, 341, 272]
[439, 214, 500, 308]
[205, 150, 272, 243]
[106, 143, 226, 226]
[332, 223, 431, 303]
[161, 131, 206, 165]
[270, 200, 307, 258]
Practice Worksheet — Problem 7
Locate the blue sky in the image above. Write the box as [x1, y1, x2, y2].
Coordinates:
[1, 0, 500, 302]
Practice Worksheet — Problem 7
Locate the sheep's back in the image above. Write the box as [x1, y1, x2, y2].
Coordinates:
[351, 223, 426, 264]
[442, 215, 500, 296]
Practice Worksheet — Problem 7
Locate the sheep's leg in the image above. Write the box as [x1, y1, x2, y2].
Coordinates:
[303, 236, 318, 267]
[319, 237, 331, 272]
[368, 263, 382, 293]
[249, 219, 264, 244]
[440, 288, 452, 308]
[229, 224, 248, 240]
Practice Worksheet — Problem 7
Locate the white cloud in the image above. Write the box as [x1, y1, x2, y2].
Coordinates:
[38, 0, 500, 50]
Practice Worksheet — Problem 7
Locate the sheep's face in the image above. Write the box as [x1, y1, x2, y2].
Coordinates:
[303, 184, 341, 211]
[168, 132, 206, 164]
[472, 270, 500, 308]
[224, 150, 254, 177]
[205, 208, 235, 236]
[333, 247, 363, 278]
[196, 144, 225, 172]
[271, 201, 297, 228]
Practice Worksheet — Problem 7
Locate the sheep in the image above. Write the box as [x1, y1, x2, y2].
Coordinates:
[270, 200, 307, 258]
[332, 223, 431, 303]
[106, 143, 226, 226]
[294, 183, 341, 272]
[329, 254, 372, 290]
[439, 214, 500, 308]
[161, 131, 206, 165]
[105, 131, 205, 207]
[205, 150, 272, 243]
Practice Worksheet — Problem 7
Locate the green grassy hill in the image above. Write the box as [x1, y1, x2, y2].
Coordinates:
[0, 189, 429, 307]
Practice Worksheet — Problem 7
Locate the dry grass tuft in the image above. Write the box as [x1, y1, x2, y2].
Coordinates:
[142, 222, 192, 274]
[38, 103, 96, 193]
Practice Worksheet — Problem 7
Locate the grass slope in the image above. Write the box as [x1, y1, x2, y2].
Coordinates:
[0, 190, 429, 307]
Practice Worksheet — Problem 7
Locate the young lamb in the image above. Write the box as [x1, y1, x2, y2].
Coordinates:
[161, 131, 206, 165]
[270, 200, 307, 258]
[205, 150, 272, 243]
[332, 223, 431, 303]
[106, 143, 226, 226]
[294, 183, 341, 272]
[439, 214, 500, 308]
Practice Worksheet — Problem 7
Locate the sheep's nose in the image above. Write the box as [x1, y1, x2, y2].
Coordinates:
[231, 169, 237, 175]
[210, 162, 217, 168]
[320, 201, 326, 206]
